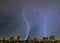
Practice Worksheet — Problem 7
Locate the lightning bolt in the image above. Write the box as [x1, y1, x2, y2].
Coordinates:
[30, 8, 47, 37]
[31, 8, 47, 37]
[44, 16, 47, 37]
[23, 8, 30, 40]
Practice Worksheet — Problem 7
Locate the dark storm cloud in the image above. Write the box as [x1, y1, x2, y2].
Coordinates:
[0, 0, 60, 40]
[0, 0, 23, 38]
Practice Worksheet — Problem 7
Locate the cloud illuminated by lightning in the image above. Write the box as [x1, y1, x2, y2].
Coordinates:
[30, 7, 47, 37]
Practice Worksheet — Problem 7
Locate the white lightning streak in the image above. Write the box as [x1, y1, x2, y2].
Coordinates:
[30, 8, 47, 37]
[44, 16, 47, 37]
[23, 8, 30, 40]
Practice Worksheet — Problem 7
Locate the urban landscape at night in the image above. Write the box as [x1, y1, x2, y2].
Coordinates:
[0, 35, 60, 43]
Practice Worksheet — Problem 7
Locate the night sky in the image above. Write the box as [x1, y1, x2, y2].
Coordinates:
[0, 0, 60, 40]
